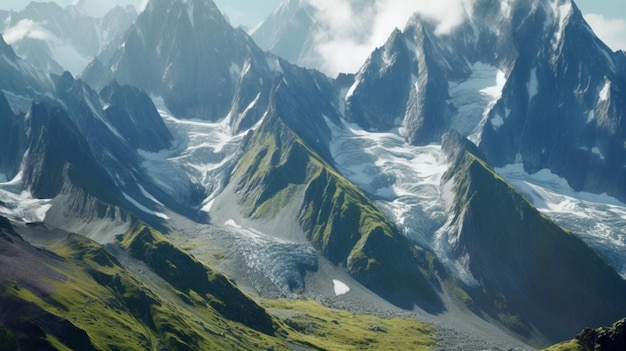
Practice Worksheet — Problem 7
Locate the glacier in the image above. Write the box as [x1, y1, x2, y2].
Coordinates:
[328, 119, 448, 254]
[497, 164, 626, 277]
[0, 172, 52, 223]
[140, 98, 259, 210]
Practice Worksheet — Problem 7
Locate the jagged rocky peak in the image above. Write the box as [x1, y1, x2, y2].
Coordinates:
[250, 0, 318, 68]
[84, 0, 278, 124]
[1, 0, 137, 75]
[342, 0, 626, 201]
[344, 29, 415, 133]
[0, 92, 24, 181]
[100, 81, 173, 152]
[0, 35, 17, 60]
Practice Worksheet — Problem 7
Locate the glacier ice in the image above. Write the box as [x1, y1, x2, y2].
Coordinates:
[497, 164, 626, 277]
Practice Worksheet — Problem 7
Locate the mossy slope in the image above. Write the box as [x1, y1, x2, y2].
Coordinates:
[234, 111, 443, 310]
[441, 131, 626, 345]
[121, 223, 275, 335]
[0, 220, 283, 350]
[0, 216, 435, 350]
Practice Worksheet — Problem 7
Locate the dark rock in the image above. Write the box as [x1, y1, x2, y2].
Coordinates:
[576, 318, 626, 351]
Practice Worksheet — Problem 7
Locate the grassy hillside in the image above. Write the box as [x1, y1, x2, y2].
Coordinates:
[233, 111, 444, 310]
[0, 217, 435, 350]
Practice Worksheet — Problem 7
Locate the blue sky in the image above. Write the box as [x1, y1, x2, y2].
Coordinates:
[0, 1, 620, 25]
[0, 0, 623, 27]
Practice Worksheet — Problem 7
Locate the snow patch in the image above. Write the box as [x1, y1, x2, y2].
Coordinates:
[491, 114, 504, 129]
[527, 68, 539, 101]
[229, 62, 241, 78]
[265, 56, 283, 73]
[122, 192, 169, 220]
[332, 280, 350, 296]
[345, 78, 360, 100]
[552, 2, 573, 50]
[586, 110, 595, 124]
[138, 185, 165, 207]
[224, 219, 242, 229]
[183, 0, 195, 27]
[240, 93, 261, 119]
[592, 147, 605, 160]
[599, 79, 611, 102]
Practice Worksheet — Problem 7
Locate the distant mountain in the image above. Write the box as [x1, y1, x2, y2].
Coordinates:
[83, 0, 276, 128]
[250, 0, 321, 71]
[0, 2, 137, 74]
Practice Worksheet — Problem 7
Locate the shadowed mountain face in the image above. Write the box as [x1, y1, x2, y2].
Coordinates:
[440, 130, 626, 343]
[2, 0, 626, 348]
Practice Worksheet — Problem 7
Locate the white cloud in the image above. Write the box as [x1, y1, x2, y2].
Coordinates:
[584, 13, 626, 51]
[304, 0, 470, 76]
[2, 19, 55, 45]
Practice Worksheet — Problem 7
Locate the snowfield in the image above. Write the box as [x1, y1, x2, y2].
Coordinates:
[448, 62, 507, 141]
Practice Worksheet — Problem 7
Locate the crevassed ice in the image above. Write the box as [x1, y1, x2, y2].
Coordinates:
[497, 164, 626, 277]
[328, 119, 448, 255]
[0, 173, 52, 223]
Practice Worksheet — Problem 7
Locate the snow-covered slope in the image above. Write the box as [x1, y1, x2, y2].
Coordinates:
[497, 164, 626, 277]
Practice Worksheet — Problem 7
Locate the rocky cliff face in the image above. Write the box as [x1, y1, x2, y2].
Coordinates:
[83, 0, 279, 129]
[440, 130, 626, 343]
[336, 0, 626, 201]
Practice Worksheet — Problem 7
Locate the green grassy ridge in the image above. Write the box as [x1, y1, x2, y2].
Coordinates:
[441, 131, 626, 344]
[233, 113, 444, 310]
[233, 110, 315, 219]
[121, 223, 276, 335]
[0, 225, 286, 350]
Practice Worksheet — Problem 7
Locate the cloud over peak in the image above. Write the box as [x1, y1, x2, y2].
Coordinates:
[304, 0, 471, 76]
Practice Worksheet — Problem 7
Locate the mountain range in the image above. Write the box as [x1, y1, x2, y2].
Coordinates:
[2, 0, 626, 349]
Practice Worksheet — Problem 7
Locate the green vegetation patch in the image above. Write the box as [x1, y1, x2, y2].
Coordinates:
[121, 223, 276, 335]
[263, 298, 436, 351]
